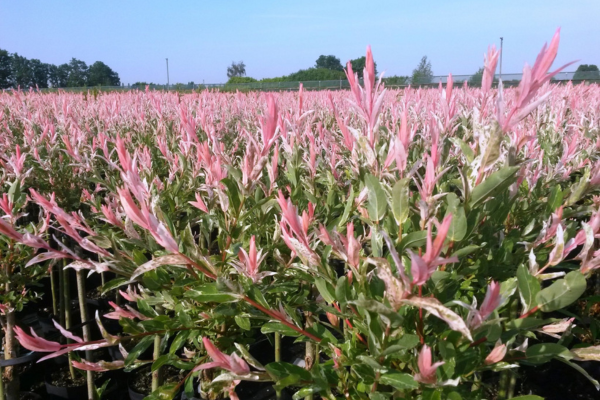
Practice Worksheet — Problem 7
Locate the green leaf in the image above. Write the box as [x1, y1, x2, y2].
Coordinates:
[152, 354, 173, 372]
[338, 186, 355, 227]
[221, 177, 241, 212]
[505, 318, 549, 331]
[525, 343, 573, 365]
[365, 174, 388, 221]
[235, 315, 251, 331]
[335, 276, 350, 308]
[468, 166, 520, 209]
[293, 387, 319, 400]
[396, 334, 420, 349]
[247, 286, 270, 309]
[371, 228, 383, 257]
[125, 335, 155, 365]
[517, 265, 541, 313]
[445, 193, 467, 241]
[101, 278, 129, 294]
[266, 362, 311, 381]
[351, 298, 404, 327]
[305, 323, 337, 344]
[536, 271, 586, 312]
[137, 299, 159, 318]
[451, 137, 474, 163]
[391, 178, 410, 225]
[261, 322, 300, 337]
[451, 245, 479, 258]
[398, 231, 427, 251]
[379, 372, 418, 390]
[547, 185, 563, 213]
[314, 278, 335, 304]
[184, 284, 238, 303]
[170, 330, 191, 354]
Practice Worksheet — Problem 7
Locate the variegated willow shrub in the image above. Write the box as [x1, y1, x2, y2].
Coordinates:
[2, 28, 600, 399]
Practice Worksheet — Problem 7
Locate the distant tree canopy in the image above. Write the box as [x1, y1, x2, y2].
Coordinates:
[573, 64, 599, 81]
[286, 68, 346, 81]
[0, 50, 11, 89]
[0, 48, 120, 89]
[347, 56, 378, 79]
[468, 67, 499, 87]
[226, 76, 257, 85]
[411, 56, 433, 84]
[227, 61, 246, 78]
[383, 75, 409, 86]
[315, 55, 343, 71]
[88, 61, 121, 86]
[131, 82, 157, 88]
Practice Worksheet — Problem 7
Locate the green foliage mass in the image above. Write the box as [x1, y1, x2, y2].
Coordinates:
[0, 48, 120, 88]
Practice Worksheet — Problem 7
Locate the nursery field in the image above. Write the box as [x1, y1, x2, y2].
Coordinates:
[1, 31, 600, 400]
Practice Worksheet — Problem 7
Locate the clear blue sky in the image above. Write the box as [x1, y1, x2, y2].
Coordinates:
[1, 0, 598, 84]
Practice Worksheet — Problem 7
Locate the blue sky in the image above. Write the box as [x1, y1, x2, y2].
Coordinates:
[1, 0, 598, 85]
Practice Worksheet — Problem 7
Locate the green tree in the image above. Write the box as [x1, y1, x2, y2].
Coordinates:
[48, 64, 70, 87]
[383, 75, 409, 86]
[315, 55, 343, 71]
[348, 56, 377, 78]
[573, 64, 600, 81]
[66, 58, 88, 87]
[0, 49, 12, 89]
[227, 61, 246, 78]
[11, 53, 33, 88]
[29, 59, 49, 88]
[411, 56, 433, 84]
[286, 68, 346, 81]
[87, 61, 120, 86]
[226, 76, 257, 84]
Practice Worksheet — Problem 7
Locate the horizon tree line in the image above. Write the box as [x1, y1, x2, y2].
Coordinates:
[0, 49, 121, 89]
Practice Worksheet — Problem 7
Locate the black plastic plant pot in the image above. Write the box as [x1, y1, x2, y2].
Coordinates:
[107, 345, 122, 361]
[236, 382, 294, 400]
[19, 392, 43, 400]
[37, 311, 59, 336]
[128, 386, 147, 400]
[86, 297, 110, 311]
[44, 380, 87, 400]
[180, 391, 200, 400]
[0, 350, 40, 367]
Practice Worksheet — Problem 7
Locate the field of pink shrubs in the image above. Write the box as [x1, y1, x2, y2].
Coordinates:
[0, 29, 599, 400]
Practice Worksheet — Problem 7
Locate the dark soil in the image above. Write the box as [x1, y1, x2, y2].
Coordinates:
[87, 286, 108, 301]
[129, 365, 186, 395]
[19, 393, 42, 400]
[48, 366, 86, 388]
[516, 360, 599, 400]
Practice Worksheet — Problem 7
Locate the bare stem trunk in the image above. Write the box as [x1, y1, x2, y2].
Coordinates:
[304, 312, 314, 400]
[4, 255, 19, 400]
[275, 332, 281, 399]
[50, 264, 58, 316]
[4, 311, 19, 400]
[152, 306, 164, 392]
[63, 265, 76, 380]
[152, 334, 162, 392]
[76, 270, 94, 400]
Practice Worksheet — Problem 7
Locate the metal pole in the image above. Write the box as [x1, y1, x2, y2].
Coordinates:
[499, 37, 503, 80]
[166, 58, 170, 90]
